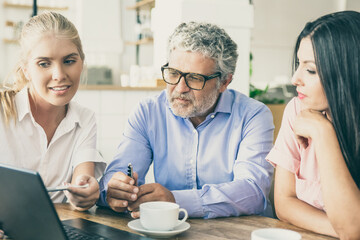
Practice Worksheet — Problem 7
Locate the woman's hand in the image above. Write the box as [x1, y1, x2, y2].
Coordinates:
[64, 175, 100, 211]
[293, 109, 332, 148]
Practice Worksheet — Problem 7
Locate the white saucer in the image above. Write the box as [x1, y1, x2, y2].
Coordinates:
[252, 228, 302, 240]
[128, 219, 190, 238]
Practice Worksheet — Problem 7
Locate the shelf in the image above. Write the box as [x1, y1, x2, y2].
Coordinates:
[126, 0, 155, 10]
[79, 84, 165, 91]
[125, 37, 153, 46]
[3, 38, 19, 44]
[0, 84, 164, 91]
[5, 20, 15, 27]
[3, 2, 68, 11]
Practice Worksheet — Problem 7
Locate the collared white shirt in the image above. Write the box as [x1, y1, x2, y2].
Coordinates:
[0, 87, 106, 202]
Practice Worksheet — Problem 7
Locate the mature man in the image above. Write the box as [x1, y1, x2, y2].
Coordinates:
[98, 22, 274, 219]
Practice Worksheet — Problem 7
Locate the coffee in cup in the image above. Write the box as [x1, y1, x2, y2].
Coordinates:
[139, 201, 188, 231]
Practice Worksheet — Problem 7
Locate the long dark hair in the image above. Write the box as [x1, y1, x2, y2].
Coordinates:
[293, 11, 360, 188]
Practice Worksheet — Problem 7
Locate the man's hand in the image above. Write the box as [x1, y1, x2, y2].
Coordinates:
[128, 183, 175, 218]
[106, 171, 139, 212]
[64, 175, 99, 211]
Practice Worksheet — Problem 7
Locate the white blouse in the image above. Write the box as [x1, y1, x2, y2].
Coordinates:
[0, 87, 106, 202]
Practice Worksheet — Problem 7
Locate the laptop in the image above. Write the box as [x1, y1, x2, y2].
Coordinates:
[0, 164, 152, 240]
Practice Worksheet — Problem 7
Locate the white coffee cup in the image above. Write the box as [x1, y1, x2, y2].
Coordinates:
[140, 201, 188, 231]
[252, 228, 302, 240]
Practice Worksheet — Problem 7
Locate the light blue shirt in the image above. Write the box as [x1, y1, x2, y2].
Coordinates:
[98, 89, 274, 218]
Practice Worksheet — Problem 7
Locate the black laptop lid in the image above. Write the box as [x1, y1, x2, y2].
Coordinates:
[0, 164, 67, 240]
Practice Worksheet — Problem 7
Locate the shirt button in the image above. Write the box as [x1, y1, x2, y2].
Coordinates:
[193, 129, 197, 133]
[211, 114, 215, 118]
[190, 160, 194, 164]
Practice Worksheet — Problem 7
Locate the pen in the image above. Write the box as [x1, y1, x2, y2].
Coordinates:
[47, 184, 89, 192]
[127, 163, 133, 179]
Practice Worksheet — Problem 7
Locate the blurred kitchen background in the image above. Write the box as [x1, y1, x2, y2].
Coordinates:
[1, 0, 360, 165]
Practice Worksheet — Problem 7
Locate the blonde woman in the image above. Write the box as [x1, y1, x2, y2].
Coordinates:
[0, 12, 105, 211]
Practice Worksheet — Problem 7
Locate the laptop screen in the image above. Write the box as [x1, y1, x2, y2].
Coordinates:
[0, 164, 151, 240]
[0, 164, 68, 240]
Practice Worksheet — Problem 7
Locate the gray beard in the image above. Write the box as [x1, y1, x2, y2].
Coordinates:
[167, 88, 220, 118]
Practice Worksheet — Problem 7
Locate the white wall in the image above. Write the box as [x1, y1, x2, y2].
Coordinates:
[74, 89, 162, 164]
[74, 88, 160, 183]
[347, 0, 360, 10]
[76, 0, 123, 83]
[250, 0, 345, 88]
[152, 0, 253, 95]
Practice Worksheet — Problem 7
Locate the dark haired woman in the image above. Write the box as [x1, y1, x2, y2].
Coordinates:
[267, 11, 360, 238]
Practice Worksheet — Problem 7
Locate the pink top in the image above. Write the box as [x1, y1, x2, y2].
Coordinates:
[266, 97, 324, 210]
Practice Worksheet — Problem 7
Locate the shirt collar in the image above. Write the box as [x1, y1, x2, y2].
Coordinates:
[15, 87, 81, 128]
[213, 89, 232, 114]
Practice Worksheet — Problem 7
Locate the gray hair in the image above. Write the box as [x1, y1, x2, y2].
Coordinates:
[167, 22, 238, 82]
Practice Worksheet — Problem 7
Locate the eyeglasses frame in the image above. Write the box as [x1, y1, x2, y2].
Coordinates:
[161, 63, 222, 90]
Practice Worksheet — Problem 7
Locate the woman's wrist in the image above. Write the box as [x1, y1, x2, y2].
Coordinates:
[311, 118, 335, 142]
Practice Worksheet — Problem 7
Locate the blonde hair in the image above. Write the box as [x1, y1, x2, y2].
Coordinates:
[0, 11, 84, 125]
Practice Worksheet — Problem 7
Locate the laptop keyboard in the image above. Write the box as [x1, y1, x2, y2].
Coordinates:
[63, 225, 109, 240]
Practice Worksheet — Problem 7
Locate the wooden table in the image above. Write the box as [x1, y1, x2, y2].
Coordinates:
[56, 204, 337, 240]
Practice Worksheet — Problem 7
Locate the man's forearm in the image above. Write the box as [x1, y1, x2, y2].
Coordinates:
[172, 179, 267, 219]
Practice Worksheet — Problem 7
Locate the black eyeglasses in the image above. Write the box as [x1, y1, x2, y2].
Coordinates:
[161, 63, 221, 90]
